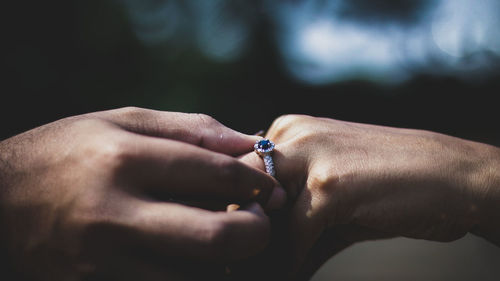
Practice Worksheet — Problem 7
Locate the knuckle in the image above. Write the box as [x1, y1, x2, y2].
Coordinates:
[307, 168, 341, 195]
[202, 217, 230, 260]
[118, 106, 157, 122]
[117, 106, 146, 117]
[107, 106, 149, 124]
[192, 113, 219, 128]
[306, 169, 347, 224]
[291, 130, 320, 145]
[216, 158, 244, 190]
[189, 114, 223, 146]
[63, 118, 131, 172]
[271, 114, 302, 129]
[117, 107, 159, 131]
[268, 114, 311, 140]
[79, 133, 130, 173]
[96, 138, 128, 165]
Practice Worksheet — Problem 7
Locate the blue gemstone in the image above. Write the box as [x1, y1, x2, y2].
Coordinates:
[258, 139, 271, 150]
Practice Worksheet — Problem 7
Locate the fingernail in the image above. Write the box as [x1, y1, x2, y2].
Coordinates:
[252, 188, 261, 197]
[227, 204, 241, 212]
[266, 185, 287, 210]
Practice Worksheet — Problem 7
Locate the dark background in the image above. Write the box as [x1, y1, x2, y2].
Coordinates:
[2, 1, 500, 280]
[2, 1, 499, 145]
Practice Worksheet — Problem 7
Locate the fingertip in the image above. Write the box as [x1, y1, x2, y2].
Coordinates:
[227, 204, 241, 212]
[246, 133, 263, 141]
[241, 202, 266, 217]
[266, 185, 287, 211]
[222, 202, 271, 260]
[214, 130, 261, 156]
[238, 153, 266, 176]
[234, 133, 261, 149]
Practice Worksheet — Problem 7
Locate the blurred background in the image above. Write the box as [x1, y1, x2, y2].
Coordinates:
[2, 0, 499, 280]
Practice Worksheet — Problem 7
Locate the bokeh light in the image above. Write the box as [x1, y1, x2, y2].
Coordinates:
[121, 0, 500, 84]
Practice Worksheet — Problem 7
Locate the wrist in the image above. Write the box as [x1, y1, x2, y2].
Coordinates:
[467, 143, 500, 245]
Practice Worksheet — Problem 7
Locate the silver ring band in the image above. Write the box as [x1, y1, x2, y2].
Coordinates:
[263, 154, 275, 177]
[254, 139, 276, 177]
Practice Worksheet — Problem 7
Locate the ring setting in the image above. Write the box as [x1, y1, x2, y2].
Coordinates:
[254, 139, 276, 177]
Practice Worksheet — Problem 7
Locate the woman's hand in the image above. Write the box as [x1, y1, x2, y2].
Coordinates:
[0, 107, 285, 281]
[241, 114, 500, 280]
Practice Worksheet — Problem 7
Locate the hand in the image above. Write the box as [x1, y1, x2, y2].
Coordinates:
[241, 114, 500, 280]
[0, 107, 285, 281]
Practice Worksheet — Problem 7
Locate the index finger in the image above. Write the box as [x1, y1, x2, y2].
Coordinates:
[118, 134, 284, 209]
[118, 200, 271, 263]
[94, 107, 260, 156]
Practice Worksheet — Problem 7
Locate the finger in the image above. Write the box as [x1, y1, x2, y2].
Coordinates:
[238, 152, 264, 172]
[119, 134, 282, 208]
[287, 187, 331, 272]
[265, 114, 311, 143]
[96, 107, 260, 156]
[227, 209, 297, 281]
[237, 152, 287, 210]
[240, 142, 324, 272]
[81, 230, 196, 281]
[239, 144, 305, 200]
[88, 254, 194, 281]
[121, 200, 271, 263]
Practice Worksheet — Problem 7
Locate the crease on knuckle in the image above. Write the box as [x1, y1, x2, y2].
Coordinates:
[78, 134, 130, 177]
[306, 169, 347, 225]
[192, 113, 219, 128]
[190, 113, 223, 146]
[117, 107, 163, 135]
[290, 130, 320, 146]
[114, 107, 149, 125]
[117, 106, 145, 116]
[307, 168, 341, 195]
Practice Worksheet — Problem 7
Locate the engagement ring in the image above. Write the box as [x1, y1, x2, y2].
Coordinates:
[254, 139, 276, 177]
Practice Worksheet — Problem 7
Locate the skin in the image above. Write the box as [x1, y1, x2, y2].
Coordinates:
[0, 107, 285, 281]
[240, 114, 500, 281]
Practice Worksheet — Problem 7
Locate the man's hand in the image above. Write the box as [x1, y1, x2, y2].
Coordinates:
[241, 114, 500, 280]
[0, 107, 284, 281]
